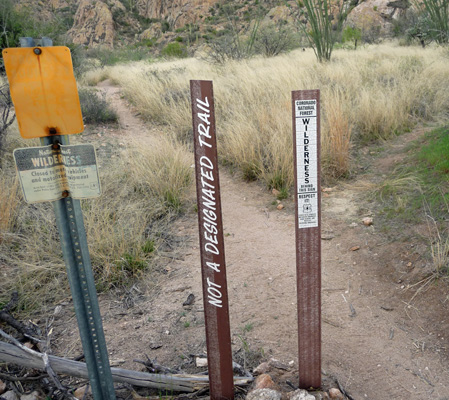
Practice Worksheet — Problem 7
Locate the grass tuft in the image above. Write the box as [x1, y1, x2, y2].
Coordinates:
[79, 87, 119, 124]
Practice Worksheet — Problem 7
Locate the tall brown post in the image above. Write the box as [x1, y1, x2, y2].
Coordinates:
[190, 80, 234, 400]
[292, 90, 321, 389]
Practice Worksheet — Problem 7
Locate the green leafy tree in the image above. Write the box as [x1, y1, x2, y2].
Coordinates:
[295, 0, 356, 62]
[342, 25, 362, 49]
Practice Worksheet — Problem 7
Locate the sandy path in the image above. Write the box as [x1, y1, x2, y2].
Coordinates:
[81, 82, 449, 399]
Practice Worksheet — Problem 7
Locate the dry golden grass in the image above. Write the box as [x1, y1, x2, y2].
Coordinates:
[85, 43, 449, 187]
[0, 128, 193, 310]
[0, 172, 19, 244]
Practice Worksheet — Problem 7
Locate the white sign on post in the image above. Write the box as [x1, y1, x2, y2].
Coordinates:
[295, 99, 318, 228]
[14, 144, 101, 204]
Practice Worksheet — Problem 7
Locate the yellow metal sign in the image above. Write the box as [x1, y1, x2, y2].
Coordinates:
[3, 46, 84, 139]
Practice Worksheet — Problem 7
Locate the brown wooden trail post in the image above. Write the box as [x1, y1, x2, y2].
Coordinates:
[190, 80, 234, 400]
[292, 90, 322, 389]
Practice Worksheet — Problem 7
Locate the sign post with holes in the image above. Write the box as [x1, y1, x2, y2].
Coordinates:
[190, 80, 234, 400]
[3, 38, 116, 400]
[292, 90, 321, 389]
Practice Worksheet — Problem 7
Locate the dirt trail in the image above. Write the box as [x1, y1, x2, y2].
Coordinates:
[56, 82, 449, 399]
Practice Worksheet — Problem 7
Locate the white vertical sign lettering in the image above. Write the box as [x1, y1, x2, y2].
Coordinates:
[295, 100, 318, 228]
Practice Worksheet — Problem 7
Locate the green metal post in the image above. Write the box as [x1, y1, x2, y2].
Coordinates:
[41, 135, 116, 400]
[19, 37, 116, 399]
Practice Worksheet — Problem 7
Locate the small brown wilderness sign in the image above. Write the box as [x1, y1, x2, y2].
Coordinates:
[190, 80, 234, 400]
[292, 90, 321, 389]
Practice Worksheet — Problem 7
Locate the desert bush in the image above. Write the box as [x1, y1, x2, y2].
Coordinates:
[78, 88, 118, 124]
[161, 42, 188, 58]
[255, 23, 298, 57]
[415, 0, 449, 44]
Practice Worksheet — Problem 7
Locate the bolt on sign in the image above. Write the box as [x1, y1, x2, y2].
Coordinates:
[292, 90, 321, 389]
[2, 46, 83, 138]
[14, 144, 101, 203]
[190, 80, 234, 400]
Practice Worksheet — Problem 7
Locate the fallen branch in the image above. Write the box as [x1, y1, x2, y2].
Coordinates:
[0, 329, 74, 399]
[0, 341, 253, 392]
[0, 292, 41, 342]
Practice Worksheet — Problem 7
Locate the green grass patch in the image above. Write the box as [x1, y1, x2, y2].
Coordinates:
[417, 127, 449, 175]
[374, 126, 449, 224]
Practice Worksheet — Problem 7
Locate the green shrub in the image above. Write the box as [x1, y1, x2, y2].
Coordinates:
[78, 88, 118, 124]
[161, 42, 188, 58]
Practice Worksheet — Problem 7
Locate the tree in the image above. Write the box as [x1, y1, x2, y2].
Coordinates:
[412, 0, 449, 44]
[342, 25, 362, 49]
[255, 22, 297, 57]
[295, 0, 357, 62]
[206, 4, 263, 63]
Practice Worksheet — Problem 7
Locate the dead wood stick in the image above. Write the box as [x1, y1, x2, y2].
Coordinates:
[0, 329, 74, 398]
[0, 371, 47, 382]
[0, 341, 253, 392]
[134, 355, 179, 374]
[0, 292, 40, 342]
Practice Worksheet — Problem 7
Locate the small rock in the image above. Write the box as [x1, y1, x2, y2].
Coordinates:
[272, 189, 280, 197]
[74, 385, 90, 400]
[350, 246, 360, 251]
[362, 217, 373, 226]
[110, 359, 125, 367]
[0, 380, 6, 395]
[254, 374, 277, 390]
[349, 222, 358, 228]
[1, 391, 18, 400]
[183, 293, 195, 306]
[276, 204, 284, 210]
[53, 305, 63, 316]
[253, 361, 270, 375]
[322, 187, 333, 193]
[21, 391, 41, 400]
[287, 389, 315, 400]
[196, 357, 208, 367]
[246, 388, 281, 400]
[267, 358, 289, 371]
[149, 341, 162, 350]
[329, 387, 344, 399]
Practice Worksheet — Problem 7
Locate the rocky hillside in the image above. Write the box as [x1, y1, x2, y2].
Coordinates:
[15, 0, 412, 49]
